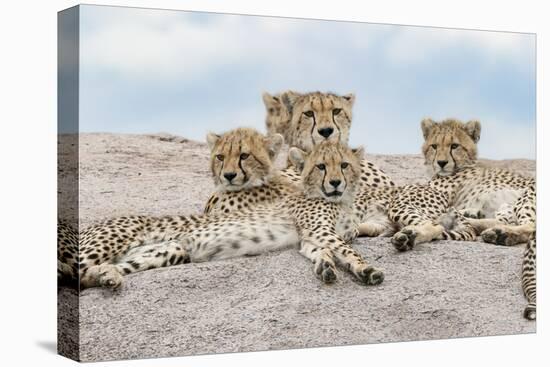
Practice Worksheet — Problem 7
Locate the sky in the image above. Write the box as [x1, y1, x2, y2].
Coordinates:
[77, 5, 536, 159]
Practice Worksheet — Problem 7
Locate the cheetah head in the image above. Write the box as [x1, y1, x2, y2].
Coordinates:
[421, 118, 480, 177]
[262, 91, 300, 136]
[289, 141, 363, 204]
[207, 128, 284, 192]
[285, 91, 355, 153]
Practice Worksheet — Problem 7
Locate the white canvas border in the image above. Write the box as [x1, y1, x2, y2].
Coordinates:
[0, 0, 546, 366]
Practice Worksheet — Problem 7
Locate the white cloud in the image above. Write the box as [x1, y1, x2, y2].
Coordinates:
[81, 6, 534, 84]
[80, 6, 384, 83]
[82, 10, 244, 81]
[384, 26, 535, 72]
[78, 6, 535, 160]
[81, 8, 324, 82]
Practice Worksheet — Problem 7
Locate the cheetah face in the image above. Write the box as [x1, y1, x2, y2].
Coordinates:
[207, 128, 283, 192]
[288, 92, 355, 153]
[421, 118, 480, 177]
[289, 141, 363, 204]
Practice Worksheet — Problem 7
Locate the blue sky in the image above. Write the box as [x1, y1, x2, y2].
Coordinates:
[78, 5, 536, 159]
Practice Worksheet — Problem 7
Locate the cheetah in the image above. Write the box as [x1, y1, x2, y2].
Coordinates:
[58, 141, 384, 289]
[387, 119, 535, 249]
[262, 93, 472, 242]
[203, 127, 300, 216]
[262, 91, 395, 190]
[391, 118, 536, 319]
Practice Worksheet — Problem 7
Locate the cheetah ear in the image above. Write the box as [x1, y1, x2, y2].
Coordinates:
[421, 118, 436, 140]
[351, 147, 364, 160]
[262, 92, 281, 110]
[464, 120, 481, 143]
[206, 132, 221, 150]
[288, 147, 307, 172]
[342, 93, 355, 106]
[265, 133, 284, 159]
[280, 90, 301, 112]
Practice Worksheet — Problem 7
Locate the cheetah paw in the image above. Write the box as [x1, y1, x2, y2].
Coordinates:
[98, 265, 124, 289]
[524, 305, 536, 321]
[481, 227, 522, 246]
[460, 208, 484, 219]
[357, 266, 384, 285]
[391, 228, 417, 251]
[342, 228, 359, 244]
[315, 259, 337, 284]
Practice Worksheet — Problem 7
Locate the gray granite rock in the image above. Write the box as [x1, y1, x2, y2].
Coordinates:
[57, 133, 535, 362]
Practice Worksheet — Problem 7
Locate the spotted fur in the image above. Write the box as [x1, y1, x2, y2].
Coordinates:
[57, 221, 79, 287]
[352, 183, 477, 249]
[262, 90, 300, 143]
[58, 141, 384, 289]
[522, 233, 536, 320]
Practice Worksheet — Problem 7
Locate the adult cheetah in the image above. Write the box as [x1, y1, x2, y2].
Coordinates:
[58, 141, 384, 289]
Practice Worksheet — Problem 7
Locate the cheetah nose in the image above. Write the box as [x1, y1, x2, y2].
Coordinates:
[224, 172, 237, 182]
[329, 179, 341, 188]
[318, 127, 334, 138]
[437, 160, 448, 168]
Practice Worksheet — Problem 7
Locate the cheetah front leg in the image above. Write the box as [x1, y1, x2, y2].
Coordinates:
[299, 240, 338, 284]
[465, 218, 502, 234]
[330, 241, 384, 285]
[481, 223, 535, 246]
[481, 187, 536, 246]
[302, 230, 384, 286]
[391, 221, 445, 252]
[80, 240, 190, 289]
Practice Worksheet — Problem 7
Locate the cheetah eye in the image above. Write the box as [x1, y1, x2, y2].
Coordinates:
[216, 154, 224, 161]
[332, 108, 342, 116]
[316, 163, 326, 170]
[303, 110, 314, 118]
[431, 144, 437, 149]
[451, 143, 459, 150]
[240, 153, 250, 160]
[341, 162, 349, 169]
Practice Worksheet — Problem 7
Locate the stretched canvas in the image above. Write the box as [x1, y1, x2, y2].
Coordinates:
[58, 4, 536, 362]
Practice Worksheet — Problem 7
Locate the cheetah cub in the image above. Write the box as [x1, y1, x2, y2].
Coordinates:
[203, 127, 300, 216]
[59, 140, 384, 289]
[407, 118, 536, 319]
[420, 118, 536, 246]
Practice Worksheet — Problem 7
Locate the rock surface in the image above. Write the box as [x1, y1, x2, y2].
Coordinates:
[58, 133, 536, 362]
